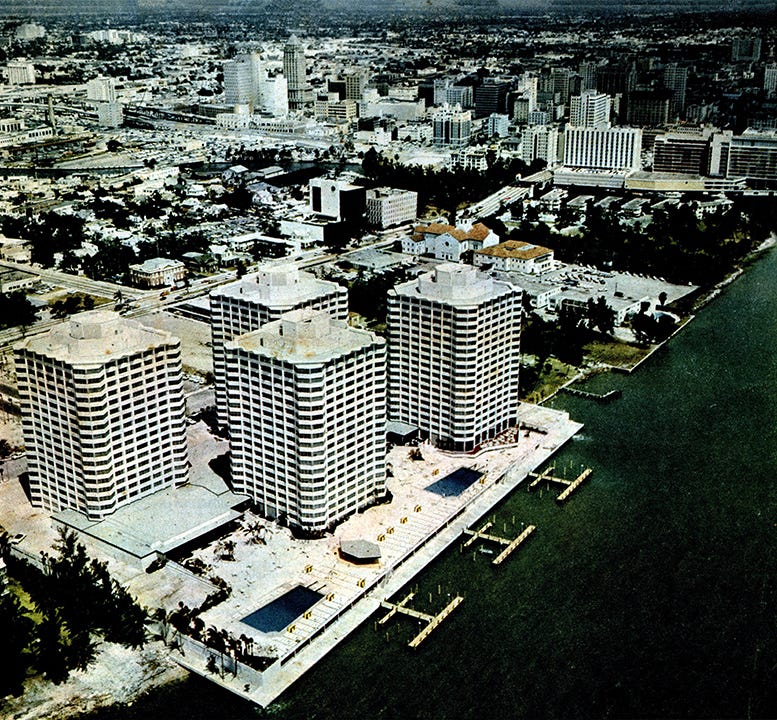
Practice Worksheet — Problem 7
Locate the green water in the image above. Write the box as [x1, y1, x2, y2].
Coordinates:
[87, 251, 777, 720]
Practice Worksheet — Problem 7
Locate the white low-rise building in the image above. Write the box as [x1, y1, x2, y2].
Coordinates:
[474, 240, 555, 275]
[129, 257, 186, 288]
[365, 187, 418, 228]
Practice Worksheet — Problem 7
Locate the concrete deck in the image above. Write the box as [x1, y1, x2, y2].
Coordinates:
[162, 404, 582, 706]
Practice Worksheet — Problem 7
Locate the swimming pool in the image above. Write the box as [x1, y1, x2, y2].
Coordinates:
[240, 585, 323, 634]
[425, 467, 483, 497]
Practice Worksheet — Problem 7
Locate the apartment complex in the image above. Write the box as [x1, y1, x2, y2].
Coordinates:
[387, 264, 522, 452]
[224, 309, 386, 533]
[15, 311, 188, 520]
[563, 126, 642, 171]
[210, 264, 348, 429]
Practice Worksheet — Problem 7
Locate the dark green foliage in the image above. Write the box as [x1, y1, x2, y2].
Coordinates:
[4, 529, 149, 686]
[549, 199, 773, 286]
[361, 149, 529, 215]
[0, 291, 38, 329]
[348, 266, 412, 327]
[82, 238, 138, 283]
[0, 589, 34, 695]
[1, 211, 87, 268]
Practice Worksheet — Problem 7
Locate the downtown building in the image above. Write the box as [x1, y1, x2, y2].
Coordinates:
[210, 264, 348, 429]
[387, 264, 522, 452]
[563, 125, 642, 171]
[283, 34, 312, 111]
[432, 104, 472, 147]
[365, 187, 418, 228]
[15, 311, 188, 520]
[224, 309, 386, 533]
[569, 90, 611, 128]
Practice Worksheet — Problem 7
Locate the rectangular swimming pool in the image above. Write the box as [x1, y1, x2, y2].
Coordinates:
[241, 585, 323, 634]
[425, 467, 483, 497]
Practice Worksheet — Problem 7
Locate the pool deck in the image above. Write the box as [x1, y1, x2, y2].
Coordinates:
[165, 403, 582, 707]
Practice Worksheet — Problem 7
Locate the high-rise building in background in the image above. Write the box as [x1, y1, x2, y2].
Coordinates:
[283, 34, 312, 111]
[520, 124, 559, 165]
[225, 309, 386, 533]
[475, 79, 512, 118]
[386, 264, 522, 453]
[563, 126, 642, 171]
[764, 64, 777, 97]
[432, 104, 472, 147]
[624, 89, 671, 127]
[731, 37, 761, 62]
[210, 265, 348, 430]
[578, 61, 598, 92]
[662, 63, 688, 120]
[15, 311, 188, 520]
[223, 53, 264, 108]
[569, 90, 611, 127]
[86, 76, 116, 102]
[5, 59, 36, 85]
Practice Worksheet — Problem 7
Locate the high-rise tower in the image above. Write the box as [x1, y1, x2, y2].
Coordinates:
[283, 35, 311, 111]
[387, 264, 522, 452]
[225, 309, 386, 532]
[15, 311, 188, 520]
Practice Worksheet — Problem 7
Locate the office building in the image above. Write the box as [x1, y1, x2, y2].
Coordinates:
[5, 59, 36, 85]
[129, 257, 186, 288]
[97, 102, 123, 128]
[662, 63, 688, 119]
[387, 264, 522, 452]
[225, 309, 386, 533]
[727, 129, 777, 181]
[210, 264, 348, 429]
[224, 53, 263, 108]
[569, 90, 611, 128]
[15, 311, 188, 520]
[309, 177, 366, 221]
[475, 79, 512, 118]
[520, 124, 559, 165]
[653, 131, 711, 175]
[625, 90, 671, 127]
[283, 34, 312, 110]
[578, 61, 598, 92]
[432, 104, 472, 147]
[486, 113, 510, 137]
[366, 188, 418, 228]
[563, 126, 642, 171]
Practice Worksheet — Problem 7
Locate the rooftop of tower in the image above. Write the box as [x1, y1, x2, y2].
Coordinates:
[391, 263, 520, 307]
[210, 263, 344, 307]
[228, 308, 383, 365]
[15, 310, 178, 365]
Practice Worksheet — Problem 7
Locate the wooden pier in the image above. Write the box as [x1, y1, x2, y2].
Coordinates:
[379, 592, 463, 648]
[462, 521, 536, 566]
[528, 467, 593, 503]
[560, 387, 622, 403]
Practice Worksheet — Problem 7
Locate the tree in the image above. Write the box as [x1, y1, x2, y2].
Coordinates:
[0, 589, 34, 695]
[586, 296, 616, 336]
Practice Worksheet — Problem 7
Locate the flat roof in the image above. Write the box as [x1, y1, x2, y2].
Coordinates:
[55, 481, 248, 560]
[230, 308, 383, 365]
[16, 310, 178, 366]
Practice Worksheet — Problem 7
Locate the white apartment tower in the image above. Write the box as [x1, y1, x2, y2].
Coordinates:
[86, 76, 116, 102]
[569, 90, 611, 127]
[210, 264, 348, 429]
[15, 311, 188, 520]
[387, 264, 522, 452]
[225, 309, 386, 532]
[764, 64, 777, 97]
[564, 126, 642, 171]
